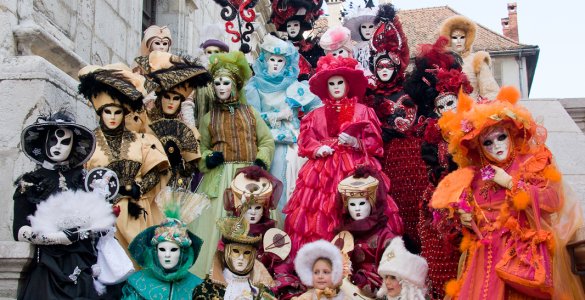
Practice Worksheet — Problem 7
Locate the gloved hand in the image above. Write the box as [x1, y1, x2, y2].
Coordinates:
[63, 227, 84, 242]
[253, 159, 267, 170]
[458, 209, 473, 228]
[338, 133, 359, 148]
[205, 151, 224, 169]
[316, 145, 334, 158]
[164, 140, 183, 169]
[491, 165, 513, 189]
[91, 264, 101, 277]
[119, 182, 141, 199]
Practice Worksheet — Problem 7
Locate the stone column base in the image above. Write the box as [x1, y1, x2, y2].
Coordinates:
[0, 241, 33, 299]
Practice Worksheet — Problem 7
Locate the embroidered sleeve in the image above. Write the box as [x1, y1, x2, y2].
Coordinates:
[139, 168, 160, 195]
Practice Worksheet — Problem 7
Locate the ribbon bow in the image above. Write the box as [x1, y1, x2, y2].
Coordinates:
[315, 287, 338, 299]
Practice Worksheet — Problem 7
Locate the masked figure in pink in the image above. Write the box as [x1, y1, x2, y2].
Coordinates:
[431, 87, 585, 299]
[283, 54, 388, 256]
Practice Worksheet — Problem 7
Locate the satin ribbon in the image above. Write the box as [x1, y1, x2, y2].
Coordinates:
[315, 287, 338, 299]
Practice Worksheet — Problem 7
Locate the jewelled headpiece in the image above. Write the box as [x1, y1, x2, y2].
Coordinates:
[151, 218, 192, 247]
[338, 173, 379, 207]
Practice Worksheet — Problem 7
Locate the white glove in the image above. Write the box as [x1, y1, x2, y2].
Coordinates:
[17, 225, 72, 245]
[338, 133, 359, 149]
[276, 107, 293, 121]
[180, 97, 196, 127]
[91, 264, 101, 277]
[491, 165, 513, 189]
[316, 145, 334, 158]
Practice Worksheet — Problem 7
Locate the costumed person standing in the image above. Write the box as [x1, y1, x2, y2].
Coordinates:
[270, 0, 324, 79]
[130, 25, 174, 132]
[79, 64, 170, 260]
[403, 36, 473, 299]
[13, 111, 115, 299]
[376, 237, 428, 300]
[292, 240, 349, 300]
[192, 217, 276, 299]
[223, 165, 291, 273]
[336, 166, 403, 298]
[136, 51, 211, 188]
[245, 34, 321, 225]
[283, 54, 387, 255]
[189, 51, 275, 277]
[432, 87, 585, 299]
[121, 189, 208, 299]
[439, 15, 499, 101]
[363, 4, 427, 253]
[343, 2, 378, 76]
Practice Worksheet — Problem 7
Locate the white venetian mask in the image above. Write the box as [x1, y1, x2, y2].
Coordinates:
[479, 125, 512, 163]
[434, 94, 458, 116]
[213, 76, 234, 101]
[376, 58, 396, 82]
[286, 20, 301, 39]
[450, 29, 466, 54]
[244, 204, 264, 224]
[360, 22, 376, 41]
[149, 37, 171, 53]
[329, 48, 351, 58]
[347, 197, 372, 221]
[157, 241, 181, 270]
[327, 75, 347, 99]
[46, 127, 73, 163]
[267, 54, 286, 76]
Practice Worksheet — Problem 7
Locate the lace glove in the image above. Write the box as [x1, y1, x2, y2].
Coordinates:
[180, 99, 196, 127]
[18, 225, 72, 245]
[492, 165, 513, 189]
[205, 151, 224, 169]
[315, 145, 334, 158]
[338, 133, 359, 149]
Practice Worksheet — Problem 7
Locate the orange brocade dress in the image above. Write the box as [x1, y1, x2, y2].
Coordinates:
[283, 98, 389, 255]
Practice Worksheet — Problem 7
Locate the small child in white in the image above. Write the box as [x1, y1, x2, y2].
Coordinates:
[377, 237, 428, 300]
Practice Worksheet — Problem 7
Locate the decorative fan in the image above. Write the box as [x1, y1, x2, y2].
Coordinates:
[149, 119, 198, 152]
[85, 167, 120, 203]
[332, 230, 355, 254]
[263, 228, 291, 260]
[155, 186, 210, 224]
[107, 160, 142, 189]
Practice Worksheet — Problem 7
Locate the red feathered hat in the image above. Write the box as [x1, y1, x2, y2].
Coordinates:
[271, 0, 324, 32]
[369, 4, 409, 78]
[309, 54, 367, 101]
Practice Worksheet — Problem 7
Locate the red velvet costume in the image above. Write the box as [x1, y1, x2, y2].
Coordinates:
[403, 36, 474, 299]
[283, 55, 388, 256]
[338, 167, 403, 298]
[364, 4, 427, 253]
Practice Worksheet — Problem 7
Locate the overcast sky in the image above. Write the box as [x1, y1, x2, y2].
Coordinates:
[340, 0, 585, 99]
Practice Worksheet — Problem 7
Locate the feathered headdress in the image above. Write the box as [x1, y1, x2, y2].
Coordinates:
[404, 36, 472, 118]
[369, 4, 409, 82]
[438, 86, 543, 168]
[270, 0, 324, 32]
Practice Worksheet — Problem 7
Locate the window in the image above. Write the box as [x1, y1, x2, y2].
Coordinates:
[142, 0, 156, 33]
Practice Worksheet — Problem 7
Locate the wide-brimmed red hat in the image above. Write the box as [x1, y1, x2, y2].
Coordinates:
[309, 54, 367, 101]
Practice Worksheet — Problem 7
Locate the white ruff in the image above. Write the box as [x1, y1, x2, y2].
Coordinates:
[223, 269, 254, 300]
[29, 190, 115, 234]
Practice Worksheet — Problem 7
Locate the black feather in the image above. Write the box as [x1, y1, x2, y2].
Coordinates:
[374, 3, 396, 25]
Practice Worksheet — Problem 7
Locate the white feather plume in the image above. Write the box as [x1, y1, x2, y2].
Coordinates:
[29, 190, 116, 234]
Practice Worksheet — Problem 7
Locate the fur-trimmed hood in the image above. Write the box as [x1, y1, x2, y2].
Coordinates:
[439, 15, 477, 57]
[294, 240, 344, 287]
